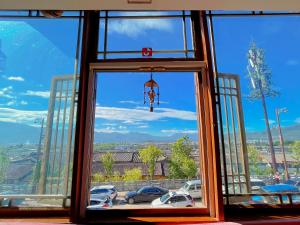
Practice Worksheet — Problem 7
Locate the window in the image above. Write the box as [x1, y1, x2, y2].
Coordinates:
[98, 11, 195, 59]
[0, 13, 81, 209]
[90, 71, 204, 209]
[70, 11, 222, 222]
[211, 12, 300, 207]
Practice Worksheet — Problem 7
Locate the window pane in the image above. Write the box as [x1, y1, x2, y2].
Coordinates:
[213, 15, 300, 206]
[89, 71, 203, 209]
[98, 11, 194, 59]
[0, 18, 80, 208]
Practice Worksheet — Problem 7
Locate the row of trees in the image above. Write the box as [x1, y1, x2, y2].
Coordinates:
[248, 140, 300, 176]
[92, 136, 198, 183]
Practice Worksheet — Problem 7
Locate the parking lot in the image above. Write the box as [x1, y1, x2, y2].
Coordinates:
[104, 191, 204, 209]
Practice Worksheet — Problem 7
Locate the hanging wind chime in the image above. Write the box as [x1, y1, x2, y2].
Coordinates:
[144, 71, 160, 112]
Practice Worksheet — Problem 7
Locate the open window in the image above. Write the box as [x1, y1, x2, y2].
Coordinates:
[70, 11, 224, 223]
[0, 12, 82, 214]
[209, 12, 300, 209]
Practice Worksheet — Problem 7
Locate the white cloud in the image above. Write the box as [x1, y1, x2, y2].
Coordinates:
[0, 107, 47, 126]
[7, 76, 25, 81]
[268, 119, 276, 125]
[95, 106, 196, 123]
[261, 118, 275, 125]
[23, 90, 50, 98]
[6, 100, 16, 106]
[119, 100, 140, 105]
[0, 86, 14, 99]
[108, 12, 173, 38]
[94, 126, 129, 134]
[286, 59, 299, 66]
[102, 123, 118, 126]
[138, 125, 149, 129]
[159, 101, 169, 104]
[161, 129, 198, 134]
[20, 100, 28, 105]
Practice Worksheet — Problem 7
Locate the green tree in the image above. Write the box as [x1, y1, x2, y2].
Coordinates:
[169, 136, 197, 179]
[247, 42, 279, 173]
[290, 141, 300, 175]
[92, 172, 106, 183]
[0, 148, 9, 182]
[123, 168, 142, 182]
[111, 171, 123, 182]
[101, 152, 114, 177]
[139, 145, 163, 180]
[247, 145, 272, 176]
[181, 157, 198, 180]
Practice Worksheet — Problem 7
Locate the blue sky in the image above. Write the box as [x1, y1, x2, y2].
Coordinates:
[0, 13, 299, 138]
[212, 16, 300, 132]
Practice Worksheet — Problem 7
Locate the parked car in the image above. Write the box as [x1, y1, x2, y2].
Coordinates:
[179, 180, 202, 199]
[250, 178, 266, 192]
[251, 184, 300, 204]
[87, 195, 113, 210]
[90, 185, 118, 201]
[151, 191, 195, 208]
[125, 186, 168, 204]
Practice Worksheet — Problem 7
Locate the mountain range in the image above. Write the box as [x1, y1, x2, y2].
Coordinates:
[0, 121, 299, 145]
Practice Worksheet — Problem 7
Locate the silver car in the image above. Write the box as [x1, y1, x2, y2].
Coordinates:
[87, 195, 113, 209]
[151, 191, 195, 208]
[179, 180, 202, 199]
[90, 185, 118, 201]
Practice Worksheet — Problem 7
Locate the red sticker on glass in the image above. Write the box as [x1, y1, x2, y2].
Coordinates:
[142, 48, 153, 57]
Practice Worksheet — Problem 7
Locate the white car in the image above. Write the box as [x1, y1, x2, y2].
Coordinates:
[151, 191, 195, 208]
[90, 185, 118, 201]
[250, 178, 266, 192]
[87, 196, 113, 210]
[179, 180, 202, 199]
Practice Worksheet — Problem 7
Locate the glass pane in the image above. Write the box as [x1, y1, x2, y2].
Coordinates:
[0, 18, 80, 208]
[89, 71, 204, 209]
[213, 15, 300, 205]
[98, 11, 194, 59]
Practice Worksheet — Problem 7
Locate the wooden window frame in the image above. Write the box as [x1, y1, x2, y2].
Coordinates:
[70, 11, 223, 223]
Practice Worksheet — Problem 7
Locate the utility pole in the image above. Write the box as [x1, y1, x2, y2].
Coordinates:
[275, 108, 289, 180]
[259, 81, 277, 172]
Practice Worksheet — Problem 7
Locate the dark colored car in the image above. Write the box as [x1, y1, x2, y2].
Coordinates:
[125, 186, 168, 204]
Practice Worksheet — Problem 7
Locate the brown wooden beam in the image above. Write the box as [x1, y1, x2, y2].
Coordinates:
[191, 10, 224, 220]
[70, 10, 99, 223]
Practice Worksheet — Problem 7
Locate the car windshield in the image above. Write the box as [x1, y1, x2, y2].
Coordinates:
[91, 189, 109, 194]
[183, 183, 189, 190]
[98, 195, 109, 201]
[160, 193, 171, 202]
[251, 181, 265, 187]
[137, 187, 146, 194]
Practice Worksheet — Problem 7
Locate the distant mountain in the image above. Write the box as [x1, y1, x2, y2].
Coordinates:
[94, 131, 198, 143]
[246, 124, 300, 141]
[0, 120, 299, 145]
[94, 124, 300, 144]
[0, 122, 40, 145]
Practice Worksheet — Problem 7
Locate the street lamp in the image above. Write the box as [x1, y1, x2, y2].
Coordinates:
[275, 107, 289, 181]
